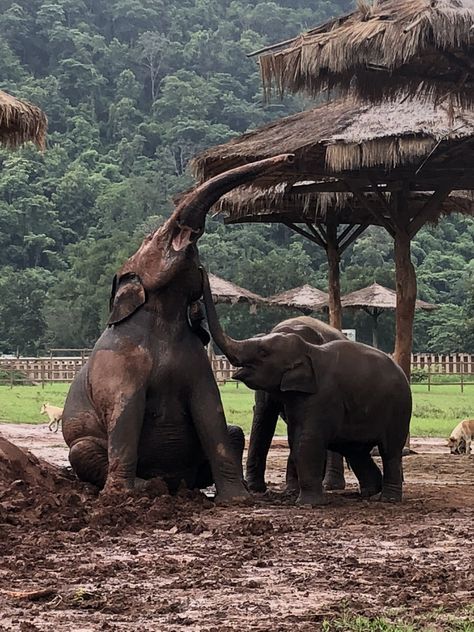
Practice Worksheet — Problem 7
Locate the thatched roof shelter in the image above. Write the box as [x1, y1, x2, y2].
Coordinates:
[268, 284, 328, 313]
[253, 0, 474, 107]
[208, 273, 267, 310]
[193, 97, 474, 193]
[322, 282, 438, 347]
[339, 282, 437, 312]
[0, 90, 47, 150]
[193, 97, 474, 378]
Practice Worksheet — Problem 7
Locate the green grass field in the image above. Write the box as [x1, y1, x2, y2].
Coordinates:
[1, 382, 472, 437]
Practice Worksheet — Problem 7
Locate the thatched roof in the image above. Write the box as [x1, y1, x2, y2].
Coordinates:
[193, 97, 474, 185]
[333, 282, 438, 311]
[208, 273, 267, 306]
[0, 90, 47, 150]
[193, 98, 474, 230]
[268, 285, 328, 312]
[217, 184, 473, 227]
[255, 0, 474, 106]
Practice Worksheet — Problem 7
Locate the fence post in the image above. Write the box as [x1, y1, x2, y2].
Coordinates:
[10, 367, 13, 389]
[460, 362, 464, 394]
[427, 363, 431, 392]
[41, 361, 45, 390]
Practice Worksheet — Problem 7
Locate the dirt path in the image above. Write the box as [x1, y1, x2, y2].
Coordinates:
[0, 424, 473, 631]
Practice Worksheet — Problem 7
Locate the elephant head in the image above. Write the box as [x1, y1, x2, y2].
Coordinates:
[201, 268, 318, 393]
[108, 154, 294, 325]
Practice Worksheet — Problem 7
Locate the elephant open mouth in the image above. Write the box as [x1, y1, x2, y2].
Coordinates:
[171, 222, 202, 252]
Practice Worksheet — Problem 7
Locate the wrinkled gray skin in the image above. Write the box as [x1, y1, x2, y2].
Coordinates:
[202, 269, 412, 505]
[246, 316, 347, 494]
[62, 154, 293, 502]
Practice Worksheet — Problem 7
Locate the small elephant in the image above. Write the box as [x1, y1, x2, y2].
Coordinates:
[201, 269, 412, 505]
[62, 154, 292, 502]
[246, 316, 347, 494]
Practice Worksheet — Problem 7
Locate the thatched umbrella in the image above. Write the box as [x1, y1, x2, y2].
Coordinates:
[268, 284, 328, 314]
[0, 89, 47, 149]
[325, 282, 438, 348]
[192, 97, 474, 378]
[208, 273, 267, 313]
[252, 0, 474, 107]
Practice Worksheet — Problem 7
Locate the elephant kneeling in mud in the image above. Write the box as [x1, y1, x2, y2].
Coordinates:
[61, 155, 292, 502]
[201, 268, 412, 506]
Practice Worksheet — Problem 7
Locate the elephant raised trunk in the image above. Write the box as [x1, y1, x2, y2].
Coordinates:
[201, 267, 253, 366]
[173, 154, 294, 244]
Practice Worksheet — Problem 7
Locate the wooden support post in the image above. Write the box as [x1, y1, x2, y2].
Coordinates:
[393, 227, 417, 381]
[372, 310, 379, 349]
[326, 220, 342, 331]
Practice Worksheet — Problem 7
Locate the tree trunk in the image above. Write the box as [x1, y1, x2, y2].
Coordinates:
[393, 230, 416, 380]
[326, 223, 342, 331]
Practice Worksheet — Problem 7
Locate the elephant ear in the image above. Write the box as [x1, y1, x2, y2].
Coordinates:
[108, 273, 146, 325]
[280, 355, 317, 394]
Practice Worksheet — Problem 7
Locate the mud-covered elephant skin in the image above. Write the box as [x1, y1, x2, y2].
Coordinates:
[201, 269, 411, 505]
[245, 316, 347, 494]
[62, 154, 293, 502]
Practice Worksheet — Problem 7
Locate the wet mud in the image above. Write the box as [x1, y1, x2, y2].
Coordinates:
[0, 426, 473, 631]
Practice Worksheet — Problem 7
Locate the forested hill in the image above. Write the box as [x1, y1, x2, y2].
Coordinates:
[0, 0, 472, 355]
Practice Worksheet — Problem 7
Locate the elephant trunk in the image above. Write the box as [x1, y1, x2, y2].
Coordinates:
[201, 267, 250, 367]
[174, 154, 294, 233]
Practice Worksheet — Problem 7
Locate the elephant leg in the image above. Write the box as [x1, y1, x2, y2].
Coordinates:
[285, 421, 299, 494]
[246, 391, 281, 493]
[347, 451, 382, 498]
[189, 369, 248, 502]
[323, 450, 346, 491]
[69, 437, 108, 488]
[195, 425, 245, 490]
[291, 409, 328, 506]
[379, 447, 403, 502]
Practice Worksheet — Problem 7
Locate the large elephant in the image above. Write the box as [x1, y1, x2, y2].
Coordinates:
[62, 154, 293, 502]
[245, 317, 347, 494]
[201, 269, 411, 505]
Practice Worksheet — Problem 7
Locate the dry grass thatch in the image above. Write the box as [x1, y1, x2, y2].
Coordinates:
[193, 97, 474, 182]
[218, 186, 473, 226]
[333, 282, 438, 311]
[208, 272, 267, 306]
[268, 285, 328, 312]
[257, 0, 474, 106]
[0, 89, 47, 150]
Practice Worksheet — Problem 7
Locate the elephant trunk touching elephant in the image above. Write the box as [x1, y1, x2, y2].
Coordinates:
[201, 268, 411, 505]
[62, 154, 293, 503]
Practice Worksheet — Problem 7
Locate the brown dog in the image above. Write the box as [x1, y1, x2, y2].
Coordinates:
[448, 419, 474, 455]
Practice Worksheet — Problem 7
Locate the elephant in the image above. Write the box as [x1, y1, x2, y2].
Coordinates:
[61, 153, 293, 502]
[245, 316, 347, 494]
[201, 268, 412, 505]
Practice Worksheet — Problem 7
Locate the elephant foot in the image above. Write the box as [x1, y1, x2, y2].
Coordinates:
[360, 484, 383, 499]
[246, 478, 267, 494]
[380, 486, 402, 503]
[215, 482, 251, 505]
[323, 475, 346, 491]
[296, 491, 327, 507]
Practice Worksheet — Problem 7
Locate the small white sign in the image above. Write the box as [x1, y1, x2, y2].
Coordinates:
[342, 329, 356, 342]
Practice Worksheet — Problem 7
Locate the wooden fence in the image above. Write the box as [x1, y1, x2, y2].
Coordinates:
[1, 353, 473, 388]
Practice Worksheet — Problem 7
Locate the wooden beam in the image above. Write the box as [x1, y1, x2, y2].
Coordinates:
[344, 181, 396, 237]
[339, 223, 369, 253]
[408, 186, 453, 238]
[305, 222, 327, 248]
[284, 222, 326, 248]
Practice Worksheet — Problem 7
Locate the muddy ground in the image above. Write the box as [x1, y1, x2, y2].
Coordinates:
[0, 424, 473, 631]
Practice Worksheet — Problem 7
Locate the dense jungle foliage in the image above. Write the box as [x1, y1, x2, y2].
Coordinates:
[0, 0, 473, 355]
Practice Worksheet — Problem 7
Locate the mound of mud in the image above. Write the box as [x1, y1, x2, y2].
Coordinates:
[0, 435, 214, 537]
